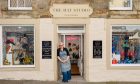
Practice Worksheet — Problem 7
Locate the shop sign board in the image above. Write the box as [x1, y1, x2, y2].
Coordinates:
[50, 4, 93, 17]
[93, 40, 102, 58]
[109, 0, 132, 10]
[42, 41, 51, 59]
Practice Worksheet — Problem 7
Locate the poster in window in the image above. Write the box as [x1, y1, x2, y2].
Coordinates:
[109, 0, 132, 10]
[42, 41, 52, 59]
[93, 41, 102, 58]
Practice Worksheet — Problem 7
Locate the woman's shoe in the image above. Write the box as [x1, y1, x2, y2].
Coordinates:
[68, 78, 71, 80]
[62, 80, 68, 83]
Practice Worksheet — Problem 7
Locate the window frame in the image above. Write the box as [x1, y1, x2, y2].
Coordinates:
[0, 25, 35, 68]
[111, 24, 140, 67]
[8, 0, 32, 10]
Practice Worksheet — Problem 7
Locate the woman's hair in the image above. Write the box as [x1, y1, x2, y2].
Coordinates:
[59, 42, 64, 46]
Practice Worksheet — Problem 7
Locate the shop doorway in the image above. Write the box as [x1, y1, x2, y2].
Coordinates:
[58, 34, 84, 76]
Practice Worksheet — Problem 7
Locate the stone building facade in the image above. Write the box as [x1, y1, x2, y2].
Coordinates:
[0, 0, 140, 18]
[0, 0, 140, 82]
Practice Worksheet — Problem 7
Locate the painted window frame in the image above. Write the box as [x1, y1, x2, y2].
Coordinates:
[8, 0, 32, 10]
[109, 0, 133, 10]
[0, 25, 35, 68]
[111, 24, 140, 67]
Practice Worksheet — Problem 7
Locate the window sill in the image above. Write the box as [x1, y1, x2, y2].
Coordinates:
[8, 7, 32, 11]
[0, 66, 39, 71]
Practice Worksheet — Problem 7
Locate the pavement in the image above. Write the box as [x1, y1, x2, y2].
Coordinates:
[0, 76, 140, 84]
[0, 80, 140, 84]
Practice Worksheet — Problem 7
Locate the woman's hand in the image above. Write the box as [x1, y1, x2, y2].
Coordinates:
[63, 57, 70, 63]
[58, 56, 69, 63]
[61, 60, 65, 63]
[58, 57, 65, 63]
[62, 60, 67, 63]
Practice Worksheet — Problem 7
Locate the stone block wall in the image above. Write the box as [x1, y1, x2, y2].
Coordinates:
[0, 0, 140, 18]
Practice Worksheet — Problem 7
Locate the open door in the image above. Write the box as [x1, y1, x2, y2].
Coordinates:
[59, 34, 84, 76]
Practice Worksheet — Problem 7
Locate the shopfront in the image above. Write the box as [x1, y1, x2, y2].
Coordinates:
[0, 18, 105, 82]
[1, 2, 140, 82]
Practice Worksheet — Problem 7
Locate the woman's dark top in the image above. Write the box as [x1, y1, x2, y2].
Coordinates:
[57, 48, 70, 57]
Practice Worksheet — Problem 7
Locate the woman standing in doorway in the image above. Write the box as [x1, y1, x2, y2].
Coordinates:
[57, 42, 71, 82]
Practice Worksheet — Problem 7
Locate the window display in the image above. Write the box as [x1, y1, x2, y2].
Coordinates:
[112, 25, 140, 66]
[2, 25, 34, 67]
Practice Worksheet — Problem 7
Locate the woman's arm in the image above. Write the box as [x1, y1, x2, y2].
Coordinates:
[57, 56, 64, 63]
[57, 48, 64, 63]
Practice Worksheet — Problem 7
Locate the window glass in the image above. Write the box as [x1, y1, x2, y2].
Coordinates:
[2, 26, 34, 66]
[109, 0, 132, 10]
[9, 0, 32, 10]
[10, 0, 17, 7]
[112, 25, 140, 65]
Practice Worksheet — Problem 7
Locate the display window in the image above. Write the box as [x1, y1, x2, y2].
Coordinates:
[0, 25, 34, 67]
[112, 25, 140, 66]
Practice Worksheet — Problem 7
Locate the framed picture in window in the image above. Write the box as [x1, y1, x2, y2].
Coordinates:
[109, 0, 132, 10]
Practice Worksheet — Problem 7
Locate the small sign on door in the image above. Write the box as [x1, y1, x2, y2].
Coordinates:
[93, 40, 102, 58]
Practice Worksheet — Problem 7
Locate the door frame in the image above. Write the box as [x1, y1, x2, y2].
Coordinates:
[53, 18, 89, 81]
[58, 33, 84, 76]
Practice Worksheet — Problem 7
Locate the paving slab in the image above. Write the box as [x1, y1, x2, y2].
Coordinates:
[0, 80, 140, 84]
